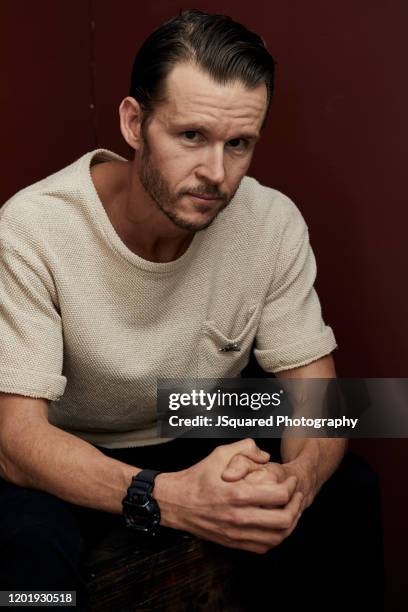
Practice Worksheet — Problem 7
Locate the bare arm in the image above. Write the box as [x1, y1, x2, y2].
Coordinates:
[0, 393, 300, 554]
[0, 393, 138, 514]
[277, 355, 347, 508]
[222, 355, 347, 511]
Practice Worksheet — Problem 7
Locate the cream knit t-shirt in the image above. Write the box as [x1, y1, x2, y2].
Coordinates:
[0, 149, 337, 448]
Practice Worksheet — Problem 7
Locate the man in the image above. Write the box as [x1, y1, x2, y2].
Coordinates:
[0, 9, 382, 611]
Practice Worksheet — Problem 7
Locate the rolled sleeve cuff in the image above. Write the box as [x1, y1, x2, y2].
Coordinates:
[0, 368, 67, 401]
[254, 327, 337, 373]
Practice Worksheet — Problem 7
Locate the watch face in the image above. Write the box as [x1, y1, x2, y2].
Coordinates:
[123, 497, 160, 533]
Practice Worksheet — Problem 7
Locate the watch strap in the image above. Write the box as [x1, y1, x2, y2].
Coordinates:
[128, 469, 161, 498]
[122, 469, 162, 534]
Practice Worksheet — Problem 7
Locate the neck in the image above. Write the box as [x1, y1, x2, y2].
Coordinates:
[92, 159, 194, 263]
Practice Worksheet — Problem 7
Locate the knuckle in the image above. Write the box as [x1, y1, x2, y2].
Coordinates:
[281, 510, 295, 528]
[227, 508, 241, 526]
[289, 508, 298, 523]
[234, 509, 251, 527]
[223, 526, 242, 543]
[224, 488, 237, 505]
[244, 437, 256, 450]
[280, 489, 290, 505]
[222, 527, 235, 542]
[281, 516, 292, 529]
[231, 486, 247, 504]
[213, 445, 224, 456]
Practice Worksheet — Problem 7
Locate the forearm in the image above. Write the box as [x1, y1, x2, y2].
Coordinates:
[280, 437, 347, 492]
[276, 355, 346, 495]
[0, 419, 138, 514]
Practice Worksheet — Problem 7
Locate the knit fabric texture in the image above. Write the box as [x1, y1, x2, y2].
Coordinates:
[0, 149, 337, 448]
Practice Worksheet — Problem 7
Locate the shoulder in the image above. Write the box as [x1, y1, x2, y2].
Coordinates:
[221, 176, 309, 250]
[0, 152, 97, 251]
[1, 154, 81, 225]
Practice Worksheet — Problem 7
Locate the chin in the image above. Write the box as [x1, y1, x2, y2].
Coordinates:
[159, 197, 224, 232]
[170, 211, 217, 232]
[191, 202, 213, 214]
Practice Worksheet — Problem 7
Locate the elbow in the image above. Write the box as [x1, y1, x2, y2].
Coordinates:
[0, 432, 29, 487]
[0, 444, 19, 485]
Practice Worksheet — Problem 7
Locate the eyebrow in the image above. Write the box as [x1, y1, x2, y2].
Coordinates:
[171, 122, 260, 142]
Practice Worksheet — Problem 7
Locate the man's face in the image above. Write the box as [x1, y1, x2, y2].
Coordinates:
[137, 63, 267, 232]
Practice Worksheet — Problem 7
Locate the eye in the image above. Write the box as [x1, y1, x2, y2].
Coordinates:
[227, 138, 249, 151]
[182, 131, 200, 141]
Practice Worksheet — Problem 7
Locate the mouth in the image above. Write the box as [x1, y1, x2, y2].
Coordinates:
[187, 193, 223, 203]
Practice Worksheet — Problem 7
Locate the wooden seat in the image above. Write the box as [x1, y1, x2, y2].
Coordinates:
[83, 527, 246, 611]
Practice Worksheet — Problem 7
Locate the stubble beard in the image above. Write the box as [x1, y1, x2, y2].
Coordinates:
[138, 137, 235, 232]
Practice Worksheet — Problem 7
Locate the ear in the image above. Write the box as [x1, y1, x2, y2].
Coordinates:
[119, 96, 144, 151]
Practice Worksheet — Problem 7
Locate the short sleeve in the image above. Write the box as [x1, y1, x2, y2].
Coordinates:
[0, 239, 67, 400]
[254, 207, 337, 373]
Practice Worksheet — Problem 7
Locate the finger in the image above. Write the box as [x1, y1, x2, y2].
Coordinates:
[214, 536, 269, 555]
[244, 465, 282, 485]
[281, 474, 298, 501]
[221, 538, 270, 555]
[252, 474, 298, 506]
[222, 456, 265, 482]
[193, 518, 271, 555]
[220, 438, 270, 464]
[232, 491, 304, 530]
[264, 462, 287, 483]
[237, 498, 304, 551]
[259, 491, 304, 527]
[244, 469, 272, 484]
[284, 511, 302, 538]
[279, 496, 304, 538]
[242, 445, 270, 464]
[230, 475, 298, 507]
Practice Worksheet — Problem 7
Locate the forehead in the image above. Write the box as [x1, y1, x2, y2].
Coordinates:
[156, 62, 267, 137]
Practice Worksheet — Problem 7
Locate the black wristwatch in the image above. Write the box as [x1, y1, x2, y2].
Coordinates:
[122, 469, 161, 535]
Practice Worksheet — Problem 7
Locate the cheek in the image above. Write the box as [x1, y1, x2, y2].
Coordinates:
[156, 146, 198, 186]
[225, 156, 251, 186]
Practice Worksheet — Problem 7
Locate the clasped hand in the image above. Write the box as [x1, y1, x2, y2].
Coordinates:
[154, 438, 306, 554]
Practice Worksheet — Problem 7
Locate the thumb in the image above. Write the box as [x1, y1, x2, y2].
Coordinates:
[223, 438, 270, 465]
[222, 454, 268, 482]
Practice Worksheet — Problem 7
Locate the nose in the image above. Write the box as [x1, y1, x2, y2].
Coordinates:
[196, 145, 225, 186]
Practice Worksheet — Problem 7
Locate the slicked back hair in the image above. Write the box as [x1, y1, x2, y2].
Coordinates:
[129, 9, 276, 129]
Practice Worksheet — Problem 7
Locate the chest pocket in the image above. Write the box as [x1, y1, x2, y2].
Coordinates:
[197, 305, 262, 378]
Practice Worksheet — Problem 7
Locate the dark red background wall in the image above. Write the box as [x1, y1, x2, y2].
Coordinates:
[1, 1, 407, 609]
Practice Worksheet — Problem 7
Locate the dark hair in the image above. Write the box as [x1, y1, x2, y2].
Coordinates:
[129, 9, 276, 128]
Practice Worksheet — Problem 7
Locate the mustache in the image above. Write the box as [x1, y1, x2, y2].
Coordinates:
[179, 185, 228, 199]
